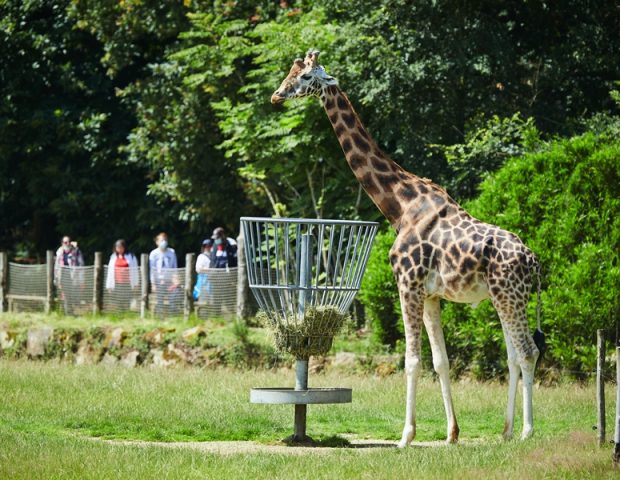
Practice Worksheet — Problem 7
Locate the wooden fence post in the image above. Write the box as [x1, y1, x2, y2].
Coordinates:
[93, 252, 103, 315]
[236, 232, 256, 320]
[45, 250, 54, 314]
[597, 329, 606, 446]
[140, 253, 149, 319]
[614, 347, 620, 467]
[0, 251, 7, 314]
[184, 253, 195, 321]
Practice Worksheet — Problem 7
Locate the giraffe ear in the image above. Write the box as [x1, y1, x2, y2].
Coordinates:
[304, 49, 321, 67]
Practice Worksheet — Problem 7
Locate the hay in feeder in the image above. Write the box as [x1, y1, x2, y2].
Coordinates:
[257, 306, 349, 358]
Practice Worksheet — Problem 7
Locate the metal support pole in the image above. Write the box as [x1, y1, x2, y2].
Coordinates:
[292, 233, 313, 442]
[298, 233, 312, 317]
[0, 252, 7, 314]
[93, 252, 103, 315]
[614, 347, 620, 466]
[184, 253, 195, 321]
[45, 250, 54, 314]
[140, 253, 149, 319]
[294, 359, 309, 442]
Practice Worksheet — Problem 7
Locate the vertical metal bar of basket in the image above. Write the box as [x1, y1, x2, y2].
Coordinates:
[335, 225, 355, 311]
[293, 232, 312, 442]
[255, 221, 269, 314]
[345, 225, 371, 311]
[322, 225, 336, 307]
[314, 223, 324, 306]
[329, 226, 345, 308]
[298, 233, 312, 318]
[273, 221, 283, 317]
[264, 222, 276, 314]
[283, 222, 291, 323]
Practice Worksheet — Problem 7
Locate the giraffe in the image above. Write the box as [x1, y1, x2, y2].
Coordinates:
[271, 50, 544, 447]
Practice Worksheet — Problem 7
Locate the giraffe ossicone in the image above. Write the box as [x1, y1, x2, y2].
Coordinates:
[272, 50, 544, 446]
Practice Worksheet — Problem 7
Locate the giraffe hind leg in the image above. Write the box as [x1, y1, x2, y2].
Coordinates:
[490, 286, 539, 440]
[501, 325, 519, 441]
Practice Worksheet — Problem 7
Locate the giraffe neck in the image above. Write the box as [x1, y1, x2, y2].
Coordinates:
[320, 84, 417, 226]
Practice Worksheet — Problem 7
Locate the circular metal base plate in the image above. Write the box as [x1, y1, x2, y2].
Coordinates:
[250, 387, 352, 404]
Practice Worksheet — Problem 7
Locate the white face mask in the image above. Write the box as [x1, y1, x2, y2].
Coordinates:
[158, 240, 168, 250]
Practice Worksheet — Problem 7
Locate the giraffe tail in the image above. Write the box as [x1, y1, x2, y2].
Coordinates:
[532, 257, 546, 366]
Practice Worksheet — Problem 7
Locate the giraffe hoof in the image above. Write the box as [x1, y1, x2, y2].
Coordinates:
[520, 427, 534, 440]
[447, 423, 459, 444]
[398, 426, 415, 448]
[502, 431, 514, 441]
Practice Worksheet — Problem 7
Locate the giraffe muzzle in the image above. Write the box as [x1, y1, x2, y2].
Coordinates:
[271, 92, 285, 104]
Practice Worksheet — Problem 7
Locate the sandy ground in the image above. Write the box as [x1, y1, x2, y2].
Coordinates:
[90, 437, 471, 456]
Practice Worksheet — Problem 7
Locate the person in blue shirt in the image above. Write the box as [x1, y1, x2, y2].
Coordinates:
[148, 232, 178, 317]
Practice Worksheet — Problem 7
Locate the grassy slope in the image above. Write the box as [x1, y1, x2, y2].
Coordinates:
[0, 360, 617, 479]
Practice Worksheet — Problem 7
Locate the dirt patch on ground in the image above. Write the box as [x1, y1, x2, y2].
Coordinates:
[89, 437, 483, 456]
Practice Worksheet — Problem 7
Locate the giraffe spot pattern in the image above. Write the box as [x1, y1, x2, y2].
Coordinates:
[342, 112, 356, 128]
[352, 132, 370, 153]
[342, 138, 352, 153]
[349, 153, 364, 170]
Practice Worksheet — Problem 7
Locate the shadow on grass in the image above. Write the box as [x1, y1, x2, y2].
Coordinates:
[280, 435, 395, 449]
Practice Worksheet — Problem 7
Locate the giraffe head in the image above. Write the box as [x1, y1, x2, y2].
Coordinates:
[271, 50, 337, 104]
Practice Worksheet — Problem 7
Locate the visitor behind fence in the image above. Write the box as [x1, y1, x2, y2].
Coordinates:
[193, 239, 212, 302]
[149, 232, 178, 316]
[210, 227, 237, 268]
[105, 239, 139, 310]
[54, 236, 85, 315]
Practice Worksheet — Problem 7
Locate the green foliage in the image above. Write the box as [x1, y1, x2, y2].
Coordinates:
[461, 117, 620, 373]
[2, 1, 619, 258]
[438, 114, 541, 199]
[358, 228, 401, 347]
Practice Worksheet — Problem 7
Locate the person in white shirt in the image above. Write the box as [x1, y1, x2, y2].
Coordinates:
[105, 239, 139, 311]
[148, 232, 178, 316]
[193, 239, 212, 302]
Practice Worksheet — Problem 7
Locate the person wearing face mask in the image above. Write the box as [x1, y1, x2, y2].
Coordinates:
[105, 239, 139, 311]
[54, 236, 85, 315]
[148, 232, 178, 317]
[210, 227, 238, 269]
[193, 239, 213, 303]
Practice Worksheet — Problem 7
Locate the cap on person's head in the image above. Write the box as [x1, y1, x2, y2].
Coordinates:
[212, 227, 225, 239]
[202, 239, 213, 247]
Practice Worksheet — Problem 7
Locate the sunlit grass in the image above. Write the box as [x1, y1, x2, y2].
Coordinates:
[0, 360, 617, 479]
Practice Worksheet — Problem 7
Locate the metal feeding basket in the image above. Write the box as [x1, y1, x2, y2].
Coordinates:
[241, 217, 378, 442]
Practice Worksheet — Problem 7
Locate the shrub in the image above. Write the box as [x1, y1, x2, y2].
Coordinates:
[358, 228, 402, 347]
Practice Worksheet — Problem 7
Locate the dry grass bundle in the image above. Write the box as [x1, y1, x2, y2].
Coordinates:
[256, 306, 349, 358]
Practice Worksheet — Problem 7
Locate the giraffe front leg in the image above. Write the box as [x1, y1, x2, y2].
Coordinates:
[396, 286, 424, 448]
[423, 297, 459, 444]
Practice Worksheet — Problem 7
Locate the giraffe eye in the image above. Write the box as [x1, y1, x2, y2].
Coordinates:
[300, 74, 311, 81]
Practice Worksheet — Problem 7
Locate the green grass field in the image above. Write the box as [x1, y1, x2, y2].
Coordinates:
[0, 360, 617, 479]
